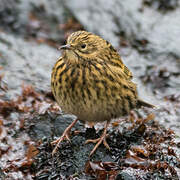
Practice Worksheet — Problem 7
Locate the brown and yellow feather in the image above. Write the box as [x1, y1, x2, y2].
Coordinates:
[51, 31, 153, 123]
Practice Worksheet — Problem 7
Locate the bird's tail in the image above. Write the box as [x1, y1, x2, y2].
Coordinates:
[137, 99, 155, 108]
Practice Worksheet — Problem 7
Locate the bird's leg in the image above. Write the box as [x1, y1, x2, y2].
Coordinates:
[51, 118, 78, 156]
[85, 121, 110, 156]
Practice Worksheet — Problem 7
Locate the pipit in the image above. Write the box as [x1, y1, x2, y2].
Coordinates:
[51, 31, 154, 156]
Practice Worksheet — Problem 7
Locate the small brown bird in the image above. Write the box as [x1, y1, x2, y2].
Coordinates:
[51, 31, 154, 156]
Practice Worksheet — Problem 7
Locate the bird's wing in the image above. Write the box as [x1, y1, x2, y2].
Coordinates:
[122, 63, 133, 80]
[103, 41, 133, 80]
[111, 52, 133, 80]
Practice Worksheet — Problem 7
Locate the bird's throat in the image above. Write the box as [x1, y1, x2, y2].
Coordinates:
[63, 50, 79, 64]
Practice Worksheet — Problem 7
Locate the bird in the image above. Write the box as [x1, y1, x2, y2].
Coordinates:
[51, 31, 154, 156]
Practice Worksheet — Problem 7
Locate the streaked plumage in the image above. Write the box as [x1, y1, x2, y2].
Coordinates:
[51, 31, 154, 156]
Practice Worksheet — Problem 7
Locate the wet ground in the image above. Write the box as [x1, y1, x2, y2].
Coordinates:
[0, 0, 180, 179]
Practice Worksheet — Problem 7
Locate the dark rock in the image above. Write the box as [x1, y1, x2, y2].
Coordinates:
[115, 171, 136, 180]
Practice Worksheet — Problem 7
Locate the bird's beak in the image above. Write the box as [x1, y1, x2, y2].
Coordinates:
[58, 44, 71, 50]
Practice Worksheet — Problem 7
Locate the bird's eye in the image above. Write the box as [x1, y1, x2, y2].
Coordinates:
[81, 44, 86, 49]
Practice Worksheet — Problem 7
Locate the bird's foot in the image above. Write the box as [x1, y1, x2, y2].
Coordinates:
[51, 118, 78, 156]
[51, 129, 71, 156]
[85, 121, 110, 156]
[85, 134, 110, 156]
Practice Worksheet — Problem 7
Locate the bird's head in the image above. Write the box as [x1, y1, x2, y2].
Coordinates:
[59, 31, 113, 64]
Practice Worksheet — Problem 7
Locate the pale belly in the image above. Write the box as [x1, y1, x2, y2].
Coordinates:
[55, 86, 131, 122]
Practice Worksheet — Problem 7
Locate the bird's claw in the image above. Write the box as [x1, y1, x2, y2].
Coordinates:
[86, 133, 110, 156]
[51, 118, 79, 156]
[51, 132, 71, 156]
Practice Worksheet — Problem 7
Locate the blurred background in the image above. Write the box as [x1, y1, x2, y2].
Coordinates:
[0, 0, 180, 179]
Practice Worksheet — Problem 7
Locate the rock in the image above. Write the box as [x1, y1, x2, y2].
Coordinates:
[116, 171, 136, 180]
[64, 0, 180, 57]
[0, 32, 59, 98]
